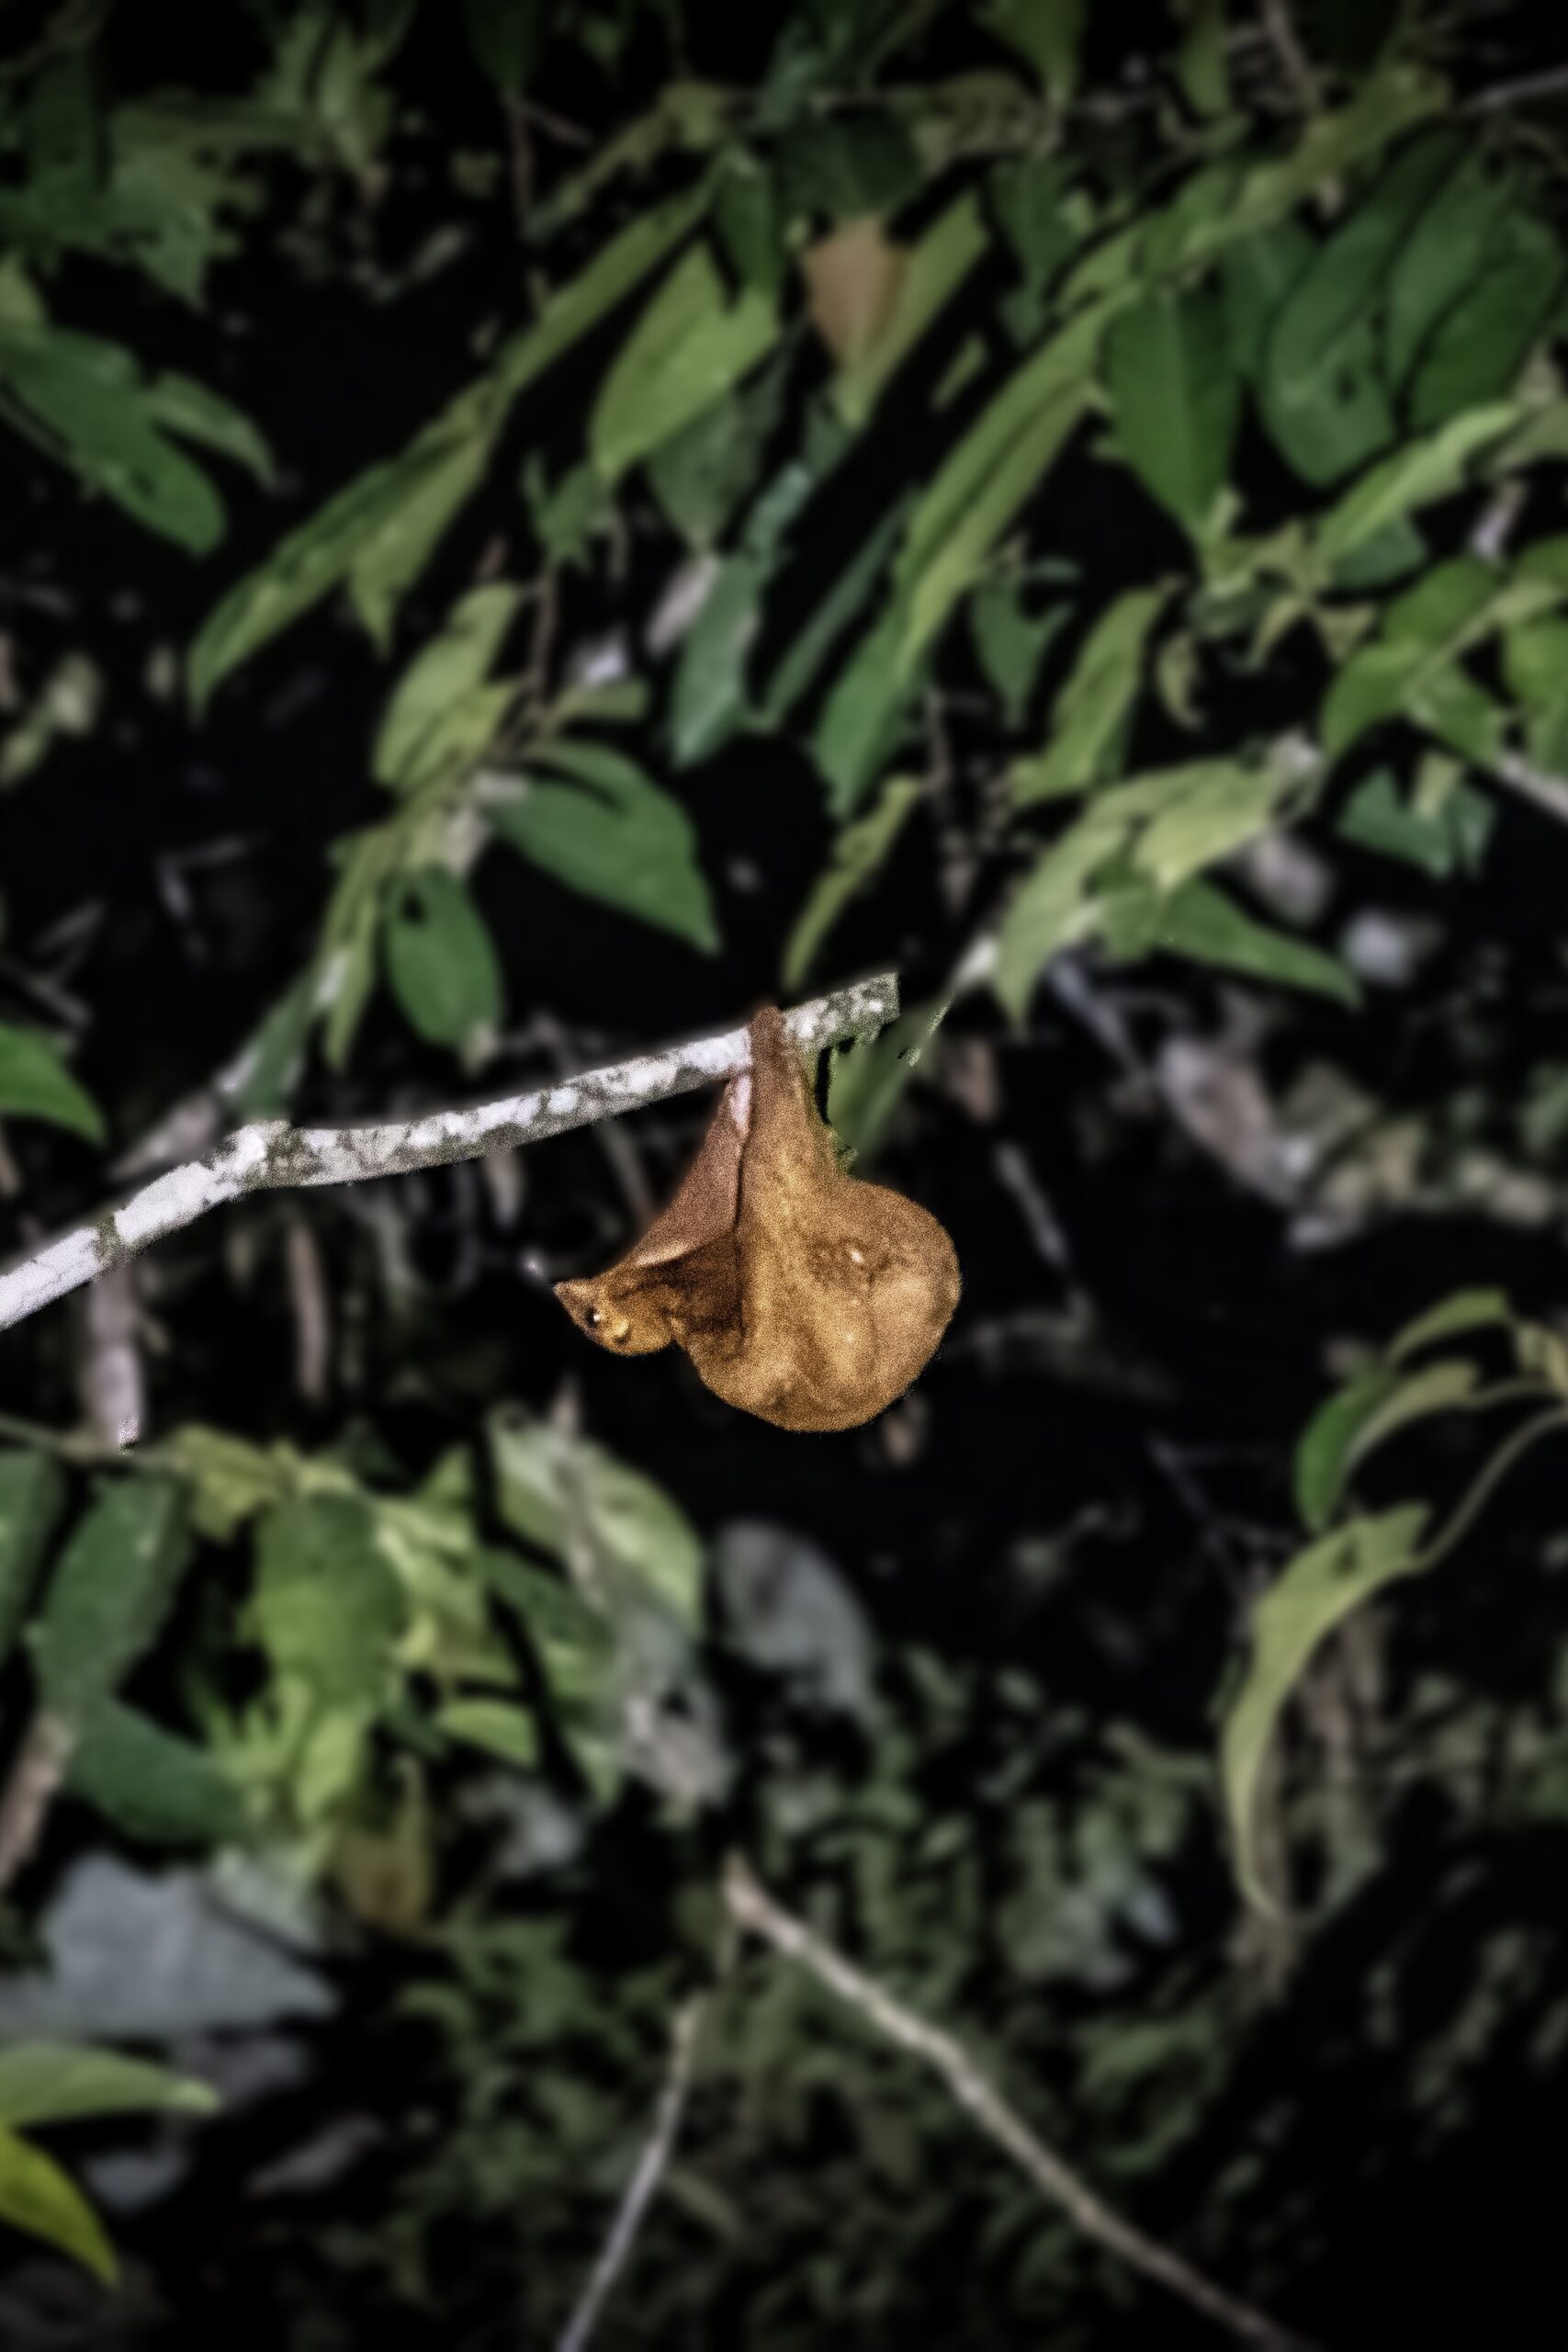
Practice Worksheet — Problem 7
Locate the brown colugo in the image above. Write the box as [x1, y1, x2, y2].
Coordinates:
[554, 1006, 960, 1431]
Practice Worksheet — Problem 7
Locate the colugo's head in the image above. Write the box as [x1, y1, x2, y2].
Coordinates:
[553, 1272, 673, 1355]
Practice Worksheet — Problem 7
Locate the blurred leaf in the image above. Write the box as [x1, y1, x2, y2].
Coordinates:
[373, 584, 523, 792]
[142, 373, 273, 485]
[0, 1025, 103, 1142]
[33, 1479, 194, 1727]
[383, 870, 504, 1050]
[1221, 1505, 1429, 1907]
[801, 217, 907, 369]
[1260, 129, 1463, 483]
[68, 1701, 248, 1848]
[826, 994, 950, 1161]
[669, 553, 767, 766]
[1105, 282, 1239, 535]
[592, 243, 777, 482]
[436, 1697, 540, 1768]
[460, 0, 545, 94]
[714, 162, 784, 297]
[1011, 585, 1168, 806]
[1223, 219, 1314, 381]
[1314, 403, 1517, 569]
[1117, 877, 1359, 1005]
[774, 113, 919, 226]
[967, 580, 1069, 725]
[1130, 759, 1295, 890]
[0, 1452, 66, 1672]
[1294, 1367, 1401, 1532]
[783, 773, 921, 989]
[983, 0, 1083, 96]
[814, 606, 910, 818]
[1387, 1287, 1514, 1364]
[1384, 149, 1518, 387]
[152, 1425, 288, 1542]
[249, 1494, 406, 1707]
[0, 2044, 216, 2132]
[1337, 763, 1493, 876]
[0, 2126, 116, 2285]
[491, 1413, 705, 1630]
[1408, 209, 1566, 430]
[1173, 0, 1228, 114]
[649, 356, 786, 549]
[490, 741, 718, 950]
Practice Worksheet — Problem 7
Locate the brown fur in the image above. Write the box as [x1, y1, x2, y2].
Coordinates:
[555, 1007, 960, 1430]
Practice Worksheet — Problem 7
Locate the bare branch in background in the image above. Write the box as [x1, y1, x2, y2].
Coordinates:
[723, 1854, 1318, 2352]
[0, 977, 899, 1335]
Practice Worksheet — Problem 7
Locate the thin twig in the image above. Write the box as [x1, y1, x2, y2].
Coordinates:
[1469, 62, 1568, 113]
[554, 1990, 707, 2352]
[0, 977, 899, 1335]
[723, 1854, 1317, 2352]
[0, 1714, 75, 1896]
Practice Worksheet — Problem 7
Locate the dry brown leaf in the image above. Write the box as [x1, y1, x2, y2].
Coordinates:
[799, 216, 908, 368]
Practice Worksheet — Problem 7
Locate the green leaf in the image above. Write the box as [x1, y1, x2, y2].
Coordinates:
[0, 2044, 216, 2132]
[814, 606, 911, 819]
[33, 1479, 194, 1727]
[714, 162, 784, 298]
[0, 2125, 117, 2284]
[783, 774, 922, 990]
[67, 1702, 249, 1849]
[435, 1696, 539, 1768]
[968, 581, 1070, 726]
[1314, 403, 1517, 569]
[142, 374, 274, 485]
[1223, 220, 1314, 381]
[826, 994, 951, 1163]
[249, 1494, 406, 1707]
[1122, 877, 1359, 1005]
[0, 1025, 104, 1142]
[491, 1413, 704, 1629]
[1293, 1368, 1401, 1532]
[1337, 763, 1493, 876]
[1342, 1356, 1480, 1465]
[1129, 759, 1296, 890]
[591, 242, 778, 483]
[1386, 1286, 1513, 1363]
[1385, 148, 1518, 386]
[1220, 1504, 1429, 1907]
[1011, 585, 1168, 806]
[983, 0, 1083, 96]
[1408, 209, 1566, 430]
[0, 326, 228, 552]
[669, 554, 767, 767]
[383, 870, 504, 1050]
[0, 1452, 66, 1671]
[774, 113, 919, 225]
[761, 494, 907, 725]
[648, 356, 786, 549]
[1260, 128, 1464, 484]
[1104, 281, 1239, 535]
[459, 0, 544, 94]
[189, 183, 711, 704]
[489, 741, 718, 951]
[372, 584, 523, 792]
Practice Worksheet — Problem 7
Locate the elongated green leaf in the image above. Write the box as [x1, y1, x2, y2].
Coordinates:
[1344, 1357, 1480, 1465]
[1105, 282, 1239, 534]
[435, 1696, 539, 1768]
[0, 1024, 103, 1142]
[33, 1479, 194, 1726]
[1131, 760, 1293, 891]
[1337, 763, 1492, 876]
[189, 184, 710, 705]
[1011, 585, 1168, 806]
[1120, 877, 1359, 1005]
[383, 870, 503, 1049]
[669, 553, 766, 768]
[1314, 403, 1517, 569]
[994, 800, 1136, 1017]
[648, 355, 786, 550]
[1385, 149, 1518, 387]
[68, 1699, 246, 1847]
[1260, 128, 1463, 484]
[0, 2044, 216, 2132]
[373, 584, 523, 791]
[0, 1452, 66, 1670]
[592, 242, 777, 482]
[826, 993, 952, 1163]
[143, 373, 273, 484]
[1408, 209, 1566, 430]
[1223, 220, 1316, 381]
[1387, 1286, 1513, 1363]
[814, 607, 912, 819]
[1222, 1505, 1430, 1906]
[0, 2125, 117, 2284]
[1294, 1367, 1401, 1532]
[489, 741, 718, 950]
[783, 774, 922, 990]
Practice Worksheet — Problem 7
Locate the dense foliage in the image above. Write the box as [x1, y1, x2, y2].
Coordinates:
[5, 1, 1568, 2343]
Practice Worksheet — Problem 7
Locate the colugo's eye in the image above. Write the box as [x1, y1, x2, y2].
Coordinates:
[585, 1306, 602, 1328]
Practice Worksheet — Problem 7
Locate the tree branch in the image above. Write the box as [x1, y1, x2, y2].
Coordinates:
[723, 1854, 1317, 2352]
[0, 977, 899, 1335]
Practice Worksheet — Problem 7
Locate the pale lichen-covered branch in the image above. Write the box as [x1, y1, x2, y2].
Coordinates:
[0, 976, 899, 1335]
